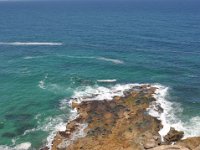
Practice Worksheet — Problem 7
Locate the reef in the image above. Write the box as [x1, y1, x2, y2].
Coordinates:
[42, 85, 200, 150]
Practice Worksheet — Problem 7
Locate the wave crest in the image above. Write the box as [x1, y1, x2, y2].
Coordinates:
[97, 57, 124, 64]
[0, 42, 63, 46]
[97, 79, 117, 83]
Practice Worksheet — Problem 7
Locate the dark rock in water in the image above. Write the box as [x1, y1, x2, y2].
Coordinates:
[5, 114, 32, 121]
[164, 127, 184, 144]
[0, 122, 4, 129]
[40, 146, 49, 150]
[16, 122, 35, 135]
[2, 132, 16, 138]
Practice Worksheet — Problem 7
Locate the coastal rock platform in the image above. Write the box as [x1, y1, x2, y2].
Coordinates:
[44, 85, 200, 150]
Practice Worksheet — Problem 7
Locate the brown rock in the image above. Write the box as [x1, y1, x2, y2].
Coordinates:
[71, 101, 79, 109]
[176, 137, 200, 150]
[149, 145, 189, 150]
[40, 146, 49, 150]
[50, 85, 199, 150]
[144, 139, 158, 149]
[164, 127, 184, 144]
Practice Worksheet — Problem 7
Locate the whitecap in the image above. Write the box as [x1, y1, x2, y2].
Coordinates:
[0, 42, 63, 46]
[38, 74, 48, 89]
[24, 56, 45, 60]
[57, 55, 124, 64]
[97, 79, 117, 83]
[97, 57, 124, 64]
[66, 55, 95, 59]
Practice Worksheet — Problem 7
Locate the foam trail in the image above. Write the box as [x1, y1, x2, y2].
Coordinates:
[58, 55, 124, 65]
[0, 42, 63, 46]
[97, 57, 124, 64]
[66, 55, 95, 59]
[97, 79, 117, 83]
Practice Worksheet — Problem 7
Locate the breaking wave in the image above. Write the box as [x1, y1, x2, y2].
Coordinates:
[57, 55, 125, 65]
[0, 42, 63, 46]
[97, 79, 117, 83]
[0, 142, 31, 150]
[71, 84, 141, 103]
[59, 55, 124, 65]
[38, 74, 48, 89]
[97, 57, 124, 64]
[70, 83, 200, 140]
[147, 84, 200, 140]
[24, 56, 46, 60]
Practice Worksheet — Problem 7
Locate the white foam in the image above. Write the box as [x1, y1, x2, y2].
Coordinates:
[14, 142, 31, 150]
[66, 55, 95, 59]
[24, 56, 45, 60]
[97, 79, 117, 83]
[0, 142, 31, 150]
[38, 74, 48, 89]
[97, 57, 124, 64]
[0, 42, 62, 46]
[71, 84, 141, 103]
[39, 83, 200, 149]
[44, 84, 141, 149]
[57, 55, 124, 65]
[147, 84, 200, 140]
[147, 85, 171, 139]
[38, 80, 45, 89]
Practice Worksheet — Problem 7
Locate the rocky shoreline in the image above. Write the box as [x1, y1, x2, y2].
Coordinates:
[43, 85, 200, 150]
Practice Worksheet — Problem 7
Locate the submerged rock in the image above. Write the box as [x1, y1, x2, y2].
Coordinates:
[0, 122, 4, 129]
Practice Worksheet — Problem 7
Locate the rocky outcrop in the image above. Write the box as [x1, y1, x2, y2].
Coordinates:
[176, 137, 200, 150]
[47, 85, 200, 150]
[163, 127, 184, 144]
[149, 145, 190, 150]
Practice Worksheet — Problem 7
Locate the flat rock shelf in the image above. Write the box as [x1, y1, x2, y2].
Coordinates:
[42, 85, 200, 150]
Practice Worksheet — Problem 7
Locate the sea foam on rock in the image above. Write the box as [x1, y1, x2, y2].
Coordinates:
[43, 83, 200, 150]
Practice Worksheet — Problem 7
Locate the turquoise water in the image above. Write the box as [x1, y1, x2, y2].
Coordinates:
[0, 1, 200, 149]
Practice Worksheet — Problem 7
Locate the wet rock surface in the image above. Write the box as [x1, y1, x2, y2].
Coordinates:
[164, 127, 184, 144]
[49, 85, 200, 150]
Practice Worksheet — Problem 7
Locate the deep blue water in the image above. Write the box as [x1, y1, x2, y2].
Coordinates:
[0, 0, 200, 149]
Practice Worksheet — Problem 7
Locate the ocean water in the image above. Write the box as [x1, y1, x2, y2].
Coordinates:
[0, 0, 200, 149]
